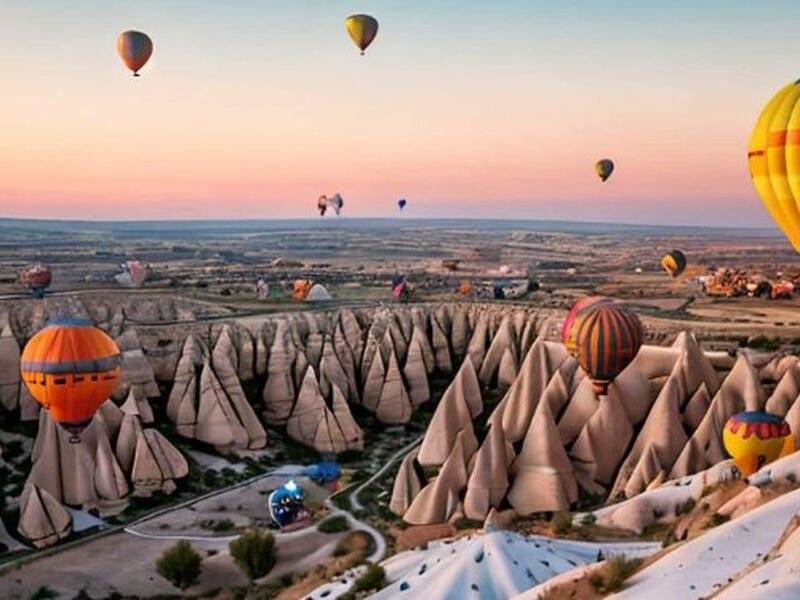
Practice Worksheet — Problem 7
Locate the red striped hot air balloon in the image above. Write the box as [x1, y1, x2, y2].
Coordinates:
[562, 296, 613, 357]
[574, 304, 643, 395]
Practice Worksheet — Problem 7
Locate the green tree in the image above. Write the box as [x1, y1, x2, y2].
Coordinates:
[229, 528, 277, 580]
[155, 540, 202, 590]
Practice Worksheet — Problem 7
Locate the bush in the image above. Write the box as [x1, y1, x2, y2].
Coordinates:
[553, 512, 573, 535]
[156, 541, 202, 590]
[588, 555, 642, 594]
[318, 515, 351, 534]
[352, 563, 386, 594]
[198, 518, 237, 533]
[229, 528, 277, 580]
[29, 587, 57, 600]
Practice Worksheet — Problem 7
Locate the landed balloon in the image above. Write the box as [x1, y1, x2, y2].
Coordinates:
[562, 296, 613, 357]
[392, 274, 411, 301]
[749, 79, 800, 252]
[292, 279, 314, 301]
[303, 463, 341, 489]
[268, 480, 310, 530]
[21, 320, 122, 442]
[661, 250, 687, 277]
[117, 30, 153, 76]
[115, 260, 148, 288]
[723, 411, 793, 476]
[18, 263, 52, 298]
[574, 304, 642, 395]
[595, 159, 614, 182]
[398, 198, 407, 211]
[345, 14, 379, 55]
[256, 278, 270, 300]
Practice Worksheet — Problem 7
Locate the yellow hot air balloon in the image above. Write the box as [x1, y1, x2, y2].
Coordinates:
[749, 80, 800, 252]
[722, 411, 791, 476]
[345, 14, 379, 55]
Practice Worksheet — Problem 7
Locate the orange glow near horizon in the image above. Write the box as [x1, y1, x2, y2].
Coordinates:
[1, 1, 798, 226]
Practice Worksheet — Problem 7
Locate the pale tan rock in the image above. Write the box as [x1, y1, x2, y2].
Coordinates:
[211, 345, 267, 450]
[479, 316, 518, 386]
[766, 361, 800, 416]
[195, 361, 249, 449]
[362, 343, 386, 412]
[431, 317, 453, 374]
[570, 387, 633, 490]
[17, 484, 72, 549]
[464, 424, 515, 521]
[508, 395, 577, 514]
[404, 333, 431, 407]
[131, 429, 189, 497]
[670, 354, 764, 478]
[375, 350, 413, 424]
[390, 447, 423, 516]
[262, 323, 297, 424]
[166, 335, 203, 438]
[0, 325, 20, 412]
[404, 431, 470, 525]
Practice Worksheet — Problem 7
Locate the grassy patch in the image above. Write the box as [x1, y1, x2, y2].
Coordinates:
[318, 515, 351, 534]
[588, 555, 642, 594]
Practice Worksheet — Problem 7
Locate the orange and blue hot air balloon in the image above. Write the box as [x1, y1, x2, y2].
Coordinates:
[20, 319, 122, 442]
[723, 411, 793, 476]
[562, 296, 612, 357]
[574, 304, 643, 395]
[117, 30, 153, 77]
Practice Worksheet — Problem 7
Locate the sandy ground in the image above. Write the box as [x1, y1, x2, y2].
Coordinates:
[0, 525, 344, 599]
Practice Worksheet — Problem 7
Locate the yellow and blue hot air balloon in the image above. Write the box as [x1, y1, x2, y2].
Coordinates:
[345, 14, 379, 55]
[749, 79, 800, 253]
[723, 411, 793, 476]
[660, 250, 687, 278]
[595, 159, 614, 182]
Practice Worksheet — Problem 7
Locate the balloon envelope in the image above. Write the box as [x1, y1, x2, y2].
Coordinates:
[562, 296, 613, 357]
[595, 159, 614, 182]
[345, 14, 379, 55]
[749, 80, 800, 252]
[661, 250, 687, 277]
[117, 30, 153, 76]
[723, 411, 791, 475]
[398, 199, 407, 211]
[20, 320, 122, 442]
[574, 304, 642, 395]
[19, 263, 52, 298]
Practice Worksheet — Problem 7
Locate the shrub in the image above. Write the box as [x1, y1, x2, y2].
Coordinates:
[580, 512, 597, 526]
[588, 555, 642, 594]
[229, 528, 277, 580]
[352, 563, 387, 594]
[29, 587, 57, 600]
[198, 518, 237, 533]
[156, 541, 202, 590]
[318, 515, 350, 534]
[553, 512, 573, 535]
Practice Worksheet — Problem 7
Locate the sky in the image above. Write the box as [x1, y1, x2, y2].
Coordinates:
[1, 0, 800, 226]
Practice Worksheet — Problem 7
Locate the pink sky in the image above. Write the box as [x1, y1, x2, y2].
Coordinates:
[0, 1, 797, 226]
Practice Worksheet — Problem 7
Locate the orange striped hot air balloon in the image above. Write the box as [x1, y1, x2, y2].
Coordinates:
[574, 304, 643, 395]
[20, 320, 122, 442]
[562, 296, 613, 357]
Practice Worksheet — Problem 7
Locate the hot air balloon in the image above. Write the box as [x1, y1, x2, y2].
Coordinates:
[345, 14, 379, 55]
[329, 193, 344, 215]
[317, 195, 328, 216]
[723, 411, 792, 476]
[268, 480, 310, 530]
[18, 263, 52, 298]
[116, 31, 153, 77]
[115, 260, 148, 288]
[595, 159, 614, 182]
[562, 296, 613, 357]
[574, 304, 642, 395]
[749, 79, 800, 252]
[398, 199, 407, 211]
[660, 250, 687, 277]
[20, 320, 122, 442]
